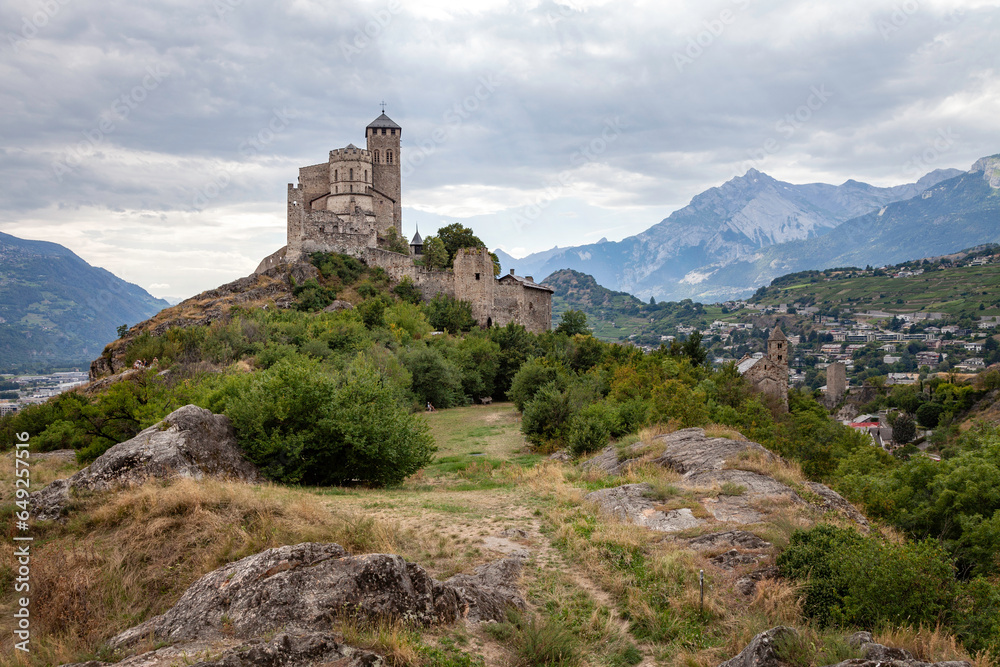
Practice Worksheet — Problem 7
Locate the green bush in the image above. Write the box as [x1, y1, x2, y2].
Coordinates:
[400, 345, 467, 410]
[310, 252, 365, 285]
[392, 276, 422, 304]
[221, 355, 434, 486]
[777, 524, 956, 630]
[293, 278, 338, 312]
[508, 358, 567, 412]
[425, 294, 476, 333]
[567, 403, 613, 455]
[522, 382, 571, 447]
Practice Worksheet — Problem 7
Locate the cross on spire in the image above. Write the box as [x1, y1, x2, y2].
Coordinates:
[380, 100, 387, 113]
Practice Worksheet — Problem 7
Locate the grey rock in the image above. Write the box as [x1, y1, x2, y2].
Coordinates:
[806, 482, 870, 529]
[652, 428, 777, 475]
[734, 567, 779, 596]
[31, 405, 261, 520]
[61, 632, 382, 667]
[548, 450, 572, 462]
[323, 300, 354, 312]
[718, 626, 797, 667]
[710, 549, 765, 569]
[687, 530, 771, 551]
[579, 446, 632, 475]
[862, 644, 914, 662]
[585, 483, 704, 533]
[108, 543, 524, 651]
[847, 632, 874, 649]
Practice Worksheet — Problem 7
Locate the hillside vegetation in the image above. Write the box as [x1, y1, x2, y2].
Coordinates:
[3, 252, 1000, 666]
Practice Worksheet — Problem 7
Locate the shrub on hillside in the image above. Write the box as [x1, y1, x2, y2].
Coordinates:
[400, 345, 467, 409]
[425, 293, 476, 333]
[777, 524, 956, 630]
[293, 278, 338, 312]
[568, 402, 614, 455]
[508, 358, 568, 412]
[221, 355, 434, 486]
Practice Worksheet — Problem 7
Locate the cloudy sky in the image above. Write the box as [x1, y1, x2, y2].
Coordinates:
[1, 0, 998, 299]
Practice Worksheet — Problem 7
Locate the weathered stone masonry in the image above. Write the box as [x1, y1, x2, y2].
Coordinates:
[257, 112, 553, 333]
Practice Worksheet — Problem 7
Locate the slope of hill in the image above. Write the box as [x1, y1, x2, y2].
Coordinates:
[504, 167, 963, 302]
[750, 250, 1000, 318]
[0, 232, 168, 372]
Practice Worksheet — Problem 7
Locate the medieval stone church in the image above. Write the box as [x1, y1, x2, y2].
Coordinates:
[736, 328, 790, 412]
[256, 111, 553, 333]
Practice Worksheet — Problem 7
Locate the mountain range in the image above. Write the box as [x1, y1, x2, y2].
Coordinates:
[498, 157, 1000, 303]
[0, 232, 169, 372]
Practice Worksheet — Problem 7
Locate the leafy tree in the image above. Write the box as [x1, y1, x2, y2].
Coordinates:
[555, 309, 588, 336]
[425, 294, 476, 332]
[682, 330, 707, 367]
[392, 276, 422, 304]
[435, 223, 500, 274]
[916, 402, 944, 428]
[456, 334, 501, 400]
[293, 278, 338, 312]
[422, 236, 449, 270]
[508, 358, 568, 412]
[117, 324, 129, 338]
[399, 345, 467, 409]
[892, 413, 916, 445]
[222, 355, 434, 486]
[489, 322, 538, 398]
[380, 228, 410, 254]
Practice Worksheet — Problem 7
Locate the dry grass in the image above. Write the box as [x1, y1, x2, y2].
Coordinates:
[335, 617, 423, 666]
[0, 478, 415, 665]
[724, 448, 808, 489]
[0, 451, 82, 503]
[874, 626, 986, 666]
[703, 424, 746, 440]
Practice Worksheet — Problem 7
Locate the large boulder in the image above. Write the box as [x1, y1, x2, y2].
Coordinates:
[108, 542, 525, 651]
[718, 626, 797, 667]
[585, 483, 705, 533]
[62, 632, 382, 667]
[651, 428, 777, 475]
[31, 405, 261, 520]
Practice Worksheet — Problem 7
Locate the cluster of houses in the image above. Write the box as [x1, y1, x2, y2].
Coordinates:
[0, 371, 89, 416]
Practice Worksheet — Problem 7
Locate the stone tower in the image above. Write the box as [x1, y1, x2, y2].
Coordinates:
[366, 112, 402, 235]
[768, 327, 790, 410]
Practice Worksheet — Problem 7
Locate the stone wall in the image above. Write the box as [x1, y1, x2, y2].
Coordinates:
[826, 362, 847, 406]
[454, 248, 497, 326]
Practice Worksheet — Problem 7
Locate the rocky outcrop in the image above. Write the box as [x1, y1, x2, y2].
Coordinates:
[108, 542, 525, 651]
[687, 530, 771, 551]
[582, 428, 868, 531]
[719, 628, 973, 667]
[651, 428, 775, 474]
[90, 261, 318, 379]
[63, 632, 382, 667]
[718, 626, 796, 667]
[971, 155, 1000, 189]
[31, 405, 261, 520]
[585, 483, 705, 533]
[323, 299, 355, 312]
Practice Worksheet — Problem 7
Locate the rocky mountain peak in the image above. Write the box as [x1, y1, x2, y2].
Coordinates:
[971, 154, 1000, 188]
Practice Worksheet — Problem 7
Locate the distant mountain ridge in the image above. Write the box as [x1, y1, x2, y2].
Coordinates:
[0, 232, 168, 371]
[500, 165, 968, 302]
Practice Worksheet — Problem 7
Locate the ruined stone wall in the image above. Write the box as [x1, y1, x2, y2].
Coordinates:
[453, 248, 496, 327]
[522, 287, 553, 333]
[298, 163, 328, 207]
[371, 190, 397, 236]
[364, 248, 455, 301]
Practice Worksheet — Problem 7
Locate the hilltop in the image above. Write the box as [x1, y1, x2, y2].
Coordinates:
[0, 232, 168, 373]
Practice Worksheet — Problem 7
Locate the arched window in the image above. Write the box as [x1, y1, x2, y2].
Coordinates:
[334, 169, 338, 181]
[349, 168, 353, 181]
[387, 150, 393, 164]
[365, 170, 368, 182]
[374, 150, 380, 163]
